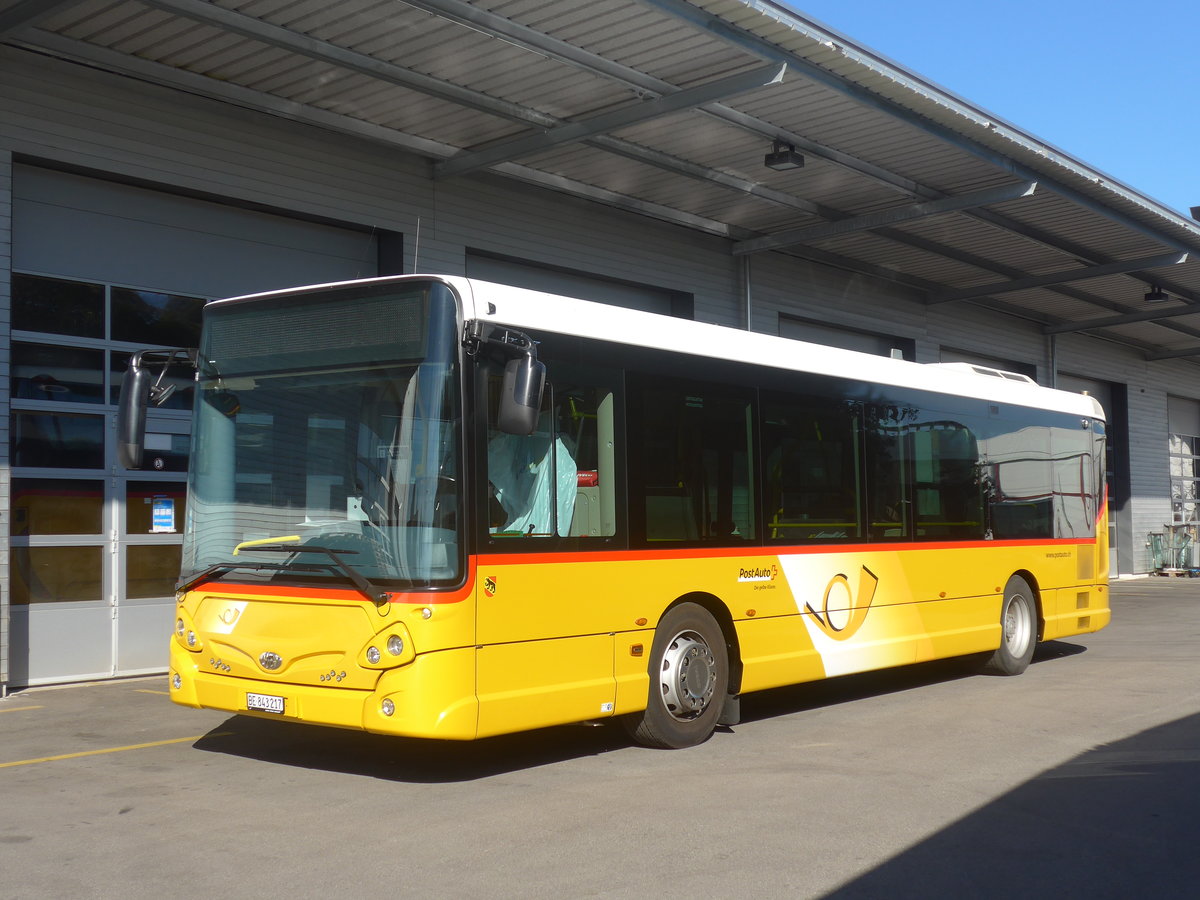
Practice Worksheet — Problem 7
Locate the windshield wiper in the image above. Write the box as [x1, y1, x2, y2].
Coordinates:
[177, 544, 391, 605]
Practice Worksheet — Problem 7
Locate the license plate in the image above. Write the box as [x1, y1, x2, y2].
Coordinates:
[246, 692, 285, 714]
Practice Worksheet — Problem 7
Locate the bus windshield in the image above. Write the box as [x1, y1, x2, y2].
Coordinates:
[181, 281, 463, 590]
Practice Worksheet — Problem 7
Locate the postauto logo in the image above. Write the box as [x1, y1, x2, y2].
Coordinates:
[737, 564, 778, 583]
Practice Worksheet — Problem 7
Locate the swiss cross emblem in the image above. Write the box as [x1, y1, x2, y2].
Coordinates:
[483, 576, 497, 598]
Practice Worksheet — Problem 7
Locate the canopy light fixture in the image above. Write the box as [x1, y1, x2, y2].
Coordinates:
[1144, 285, 1170, 303]
[764, 139, 804, 171]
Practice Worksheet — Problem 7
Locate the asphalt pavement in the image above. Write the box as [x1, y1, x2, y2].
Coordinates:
[2, 577, 1199, 899]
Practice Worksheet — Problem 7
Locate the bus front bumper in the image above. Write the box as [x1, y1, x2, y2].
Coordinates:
[168, 642, 479, 740]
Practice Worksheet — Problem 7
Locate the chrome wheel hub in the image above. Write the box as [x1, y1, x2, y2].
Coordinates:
[659, 630, 717, 720]
[1003, 594, 1033, 653]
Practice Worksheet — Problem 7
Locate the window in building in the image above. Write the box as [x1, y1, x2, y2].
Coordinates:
[11, 479, 105, 536]
[12, 411, 106, 468]
[11, 547, 104, 604]
[12, 343, 105, 403]
[111, 287, 206, 346]
[12, 273, 104, 337]
[9, 273, 203, 617]
[1168, 397, 1200, 525]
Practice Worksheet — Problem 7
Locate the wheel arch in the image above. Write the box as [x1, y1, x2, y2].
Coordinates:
[663, 591, 743, 694]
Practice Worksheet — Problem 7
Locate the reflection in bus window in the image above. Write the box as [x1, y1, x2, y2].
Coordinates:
[982, 423, 1053, 539]
[912, 420, 984, 540]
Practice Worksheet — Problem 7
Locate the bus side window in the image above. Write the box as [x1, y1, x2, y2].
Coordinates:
[486, 380, 563, 537]
[556, 385, 616, 537]
[632, 380, 755, 544]
[485, 377, 616, 539]
[762, 394, 862, 542]
[912, 420, 984, 540]
[865, 405, 911, 540]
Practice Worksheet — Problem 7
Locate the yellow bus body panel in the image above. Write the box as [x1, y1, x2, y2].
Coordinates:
[169, 531, 1109, 740]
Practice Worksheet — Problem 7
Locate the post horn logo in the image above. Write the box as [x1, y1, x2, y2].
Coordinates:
[806, 566, 879, 642]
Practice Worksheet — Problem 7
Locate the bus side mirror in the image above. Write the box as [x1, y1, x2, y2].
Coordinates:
[497, 354, 546, 436]
[117, 362, 152, 469]
[117, 349, 198, 469]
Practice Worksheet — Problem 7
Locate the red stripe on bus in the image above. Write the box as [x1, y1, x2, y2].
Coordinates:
[476, 536, 1095, 567]
[187, 559, 477, 604]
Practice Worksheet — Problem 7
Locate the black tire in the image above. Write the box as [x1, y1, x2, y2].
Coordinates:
[981, 575, 1038, 675]
[624, 603, 729, 749]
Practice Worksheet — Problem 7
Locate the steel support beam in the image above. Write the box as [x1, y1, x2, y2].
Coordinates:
[929, 252, 1189, 305]
[406, 0, 1200, 323]
[1044, 302, 1200, 336]
[733, 182, 1037, 256]
[636, 0, 1200, 258]
[0, 0, 85, 37]
[435, 63, 785, 178]
[1147, 346, 1200, 361]
[138, 0, 558, 128]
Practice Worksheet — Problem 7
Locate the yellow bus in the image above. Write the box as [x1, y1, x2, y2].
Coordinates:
[119, 275, 1110, 748]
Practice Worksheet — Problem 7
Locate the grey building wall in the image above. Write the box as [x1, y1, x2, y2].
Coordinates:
[0, 41, 1187, 593]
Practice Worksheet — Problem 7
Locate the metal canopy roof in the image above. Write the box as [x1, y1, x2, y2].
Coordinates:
[5, 0, 1200, 361]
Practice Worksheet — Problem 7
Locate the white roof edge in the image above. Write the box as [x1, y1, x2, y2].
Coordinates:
[457, 277, 1106, 421]
[208, 274, 1106, 420]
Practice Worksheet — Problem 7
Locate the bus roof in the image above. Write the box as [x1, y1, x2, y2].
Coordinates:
[219, 274, 1106, 421]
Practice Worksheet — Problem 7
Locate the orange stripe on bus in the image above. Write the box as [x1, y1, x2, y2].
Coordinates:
[476, 537, 1095, 567]
[187, 560, 477, 604]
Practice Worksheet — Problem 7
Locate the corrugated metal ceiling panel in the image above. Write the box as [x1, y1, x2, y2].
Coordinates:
[13, 0, 1200, 361]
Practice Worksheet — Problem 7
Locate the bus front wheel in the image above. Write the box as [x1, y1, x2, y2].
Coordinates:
[624, 603, 729, 749]
[981, 575, 1037, 676]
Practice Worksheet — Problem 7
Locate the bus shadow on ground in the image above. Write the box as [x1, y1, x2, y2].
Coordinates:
[738, 639, 1085, 725]
[191, 641, 1086, 782]
[823, 710, 1200, 898]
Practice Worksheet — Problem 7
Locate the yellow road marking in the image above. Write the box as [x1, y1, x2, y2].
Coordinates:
[0, 705, 43, 714]
[136, 690, 170, 695]
[0, 734, 218, 769]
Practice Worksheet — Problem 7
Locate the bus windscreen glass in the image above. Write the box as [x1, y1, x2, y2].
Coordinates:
[181, 282, 463, 589]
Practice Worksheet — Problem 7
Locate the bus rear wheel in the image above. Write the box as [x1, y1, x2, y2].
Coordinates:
[981, 575, 1037, 675]
[624, 603, 729, 749]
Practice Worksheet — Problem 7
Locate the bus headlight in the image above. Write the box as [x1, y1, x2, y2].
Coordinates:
[176, 618, 185, 637]
[359, 625, 413, 668]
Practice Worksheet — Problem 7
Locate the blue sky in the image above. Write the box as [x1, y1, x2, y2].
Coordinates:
[783, 1, 1199, 218]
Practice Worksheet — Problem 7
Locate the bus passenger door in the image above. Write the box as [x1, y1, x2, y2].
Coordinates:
[473, 361, 621, 736]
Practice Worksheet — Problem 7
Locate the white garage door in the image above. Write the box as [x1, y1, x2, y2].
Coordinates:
[8, 165, 379, 686]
